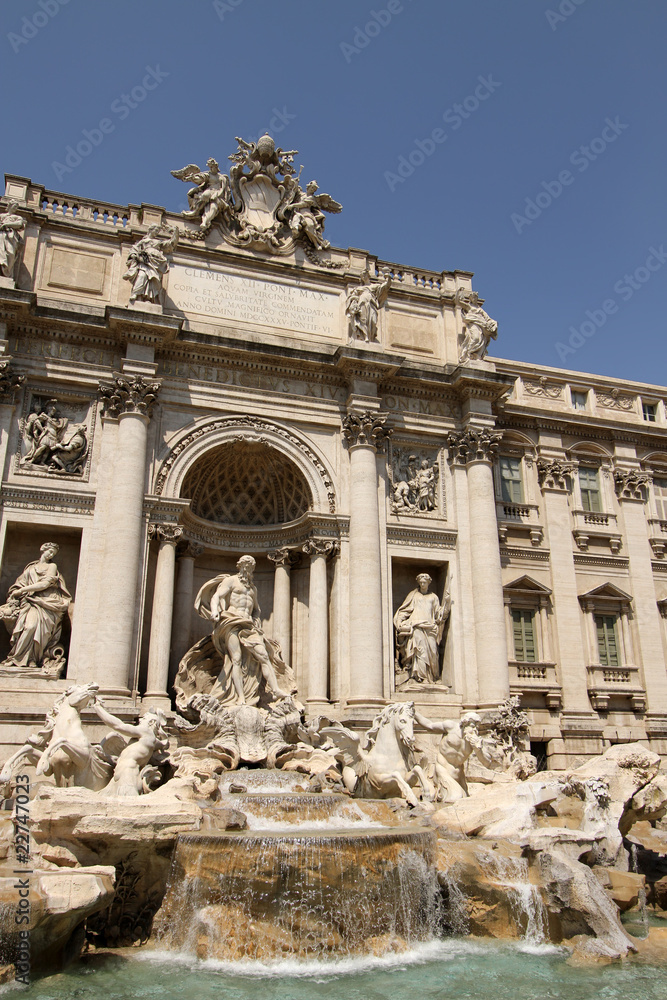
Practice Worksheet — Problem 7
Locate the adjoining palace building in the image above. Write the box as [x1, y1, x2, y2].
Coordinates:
[0, 134, 666, 770]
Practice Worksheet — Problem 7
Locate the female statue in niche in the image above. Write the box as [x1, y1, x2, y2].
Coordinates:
[393, 573, 450, 685]
[0, 542, 72, 677]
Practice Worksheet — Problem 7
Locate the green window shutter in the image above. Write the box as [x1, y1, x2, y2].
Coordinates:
[512, 608, 536, 662]
[579, 467, 602, 512]
[654, 478, 667, 521]
[500, 457, 523, 503]
[595, 614, 619, 666]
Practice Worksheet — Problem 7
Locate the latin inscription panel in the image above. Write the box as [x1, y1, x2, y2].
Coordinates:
[167, 266, 340, 338]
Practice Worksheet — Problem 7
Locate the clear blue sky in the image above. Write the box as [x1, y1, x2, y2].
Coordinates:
[1, 0, 665, 385]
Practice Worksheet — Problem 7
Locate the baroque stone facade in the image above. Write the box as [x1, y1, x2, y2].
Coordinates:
[1, 138, 667, 770]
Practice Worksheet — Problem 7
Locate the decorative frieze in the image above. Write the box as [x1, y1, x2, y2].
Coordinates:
[342, 411, 392, 451]
[596, 388, 634, 411]
[98, 373, 162, 418]
[523, 377, 563, 399]
[537, 459, 575, 492]
[447, 428, 502, 465]
[613, 469, 651, 501]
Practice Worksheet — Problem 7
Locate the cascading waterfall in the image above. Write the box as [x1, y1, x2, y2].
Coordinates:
[152, 826, 443, 961]
[482, 852, 548, 944]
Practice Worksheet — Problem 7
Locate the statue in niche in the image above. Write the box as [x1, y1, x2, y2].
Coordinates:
[0, 542, 72, 678]
[346, 269, 391, 342]
[123, 224, 179, 303]
[393, 573, 450, 686]
[389, 451, 439, 514]
[92, 699, 169, 796]
[175, 554, 296, 711]
[0, 200, 26, 281]
[457, 289, 498, 364]
[170, 159, 234, 233]
[22, 398, 88, 474]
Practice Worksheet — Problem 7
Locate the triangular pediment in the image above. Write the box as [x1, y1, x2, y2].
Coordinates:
[503, 575, 552, 596]
[579, 583, 633, 602]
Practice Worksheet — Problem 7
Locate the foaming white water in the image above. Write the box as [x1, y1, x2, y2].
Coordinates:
[138, 938, 488, 978]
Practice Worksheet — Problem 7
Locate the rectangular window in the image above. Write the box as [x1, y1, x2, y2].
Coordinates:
[654, 477, 667, 521]
[579, 467, 602, 512]
[572, 390, 588, 411]
[500, 456, 523, 503]
[595, 614, 619, 666]
[643, 402, 657, 422]
[512, 608, 536, 662]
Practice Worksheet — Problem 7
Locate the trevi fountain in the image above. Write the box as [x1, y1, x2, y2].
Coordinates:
[0, 136, 666, 997]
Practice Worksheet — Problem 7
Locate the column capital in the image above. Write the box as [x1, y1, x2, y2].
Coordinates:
[447, 427, 502, 466]
[267, 546, 300, 567]
[613, 468, 650, 502]
[302, 538, 340, 559]
[177, 539, 204, 559]
[342, 410, 392, 451]
[148, 523, 183, 545]
[98, 372, 162, 419]
[537, 458, 575, 492]
[0, 359, 25, 403]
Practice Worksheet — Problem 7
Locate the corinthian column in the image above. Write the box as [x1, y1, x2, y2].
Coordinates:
[170, 540, 203, 680]
[343, 411, 391, 710]
[537, 459, 591, 717]
[302, 539, 339, 711]
[614, 469, 667, 712]
[267, 547, 298, 664]
[93, 374, 162, 695]
[448, 428, 509, 707]
[145, 523, 183, 708]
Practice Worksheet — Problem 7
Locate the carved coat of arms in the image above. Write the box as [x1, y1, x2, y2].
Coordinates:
[171, 134, 342, 257]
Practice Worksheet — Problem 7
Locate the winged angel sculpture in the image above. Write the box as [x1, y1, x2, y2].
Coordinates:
[171, 134, 341, 255]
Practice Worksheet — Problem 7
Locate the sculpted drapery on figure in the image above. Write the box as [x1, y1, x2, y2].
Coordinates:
[393, 573, 450, 685]
[346, 269, 391, 342]
[0, 542, 72, 677]
[175, 554, 296, 712]
[123, 224, 178, 303]
[0, 200, 26, 280]
[22, 399, 88, 474]
[457, 289, 498, 364]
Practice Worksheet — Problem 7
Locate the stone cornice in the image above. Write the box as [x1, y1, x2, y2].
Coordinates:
[177, 510, 347, 552]
[386, 525, 457, 548]
[0, 483, 95, 515]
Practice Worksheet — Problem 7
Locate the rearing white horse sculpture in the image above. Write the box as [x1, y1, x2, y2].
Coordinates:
[322, 702, 433, 807]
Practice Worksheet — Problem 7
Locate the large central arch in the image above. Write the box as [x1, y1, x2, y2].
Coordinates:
[153, 414, 337, 516]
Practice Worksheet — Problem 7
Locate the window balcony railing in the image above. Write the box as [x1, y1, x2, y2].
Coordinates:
[571, 509, 622, 554]
[496, 501, 544, 547]
[586, 663, 645, 712]
[508, 660, 561, 709]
